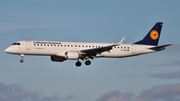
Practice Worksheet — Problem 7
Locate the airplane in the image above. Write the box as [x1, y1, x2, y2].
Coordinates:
[5, 22, 172, 67]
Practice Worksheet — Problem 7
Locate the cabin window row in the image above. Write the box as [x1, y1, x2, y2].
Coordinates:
[34, 44, 103, 48]
[114, 46, 130, 49]
[34, 44, 129, 50]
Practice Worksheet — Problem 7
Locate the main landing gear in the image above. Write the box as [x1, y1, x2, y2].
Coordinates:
[19, 54, 24, 63]
[75, 61, 81, 67]
[75, 60, 91, 67]
[85, 60, 91, 65]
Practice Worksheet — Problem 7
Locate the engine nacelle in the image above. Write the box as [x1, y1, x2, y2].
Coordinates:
[65, 51, 80, 60]
[51, 55, 66, 62]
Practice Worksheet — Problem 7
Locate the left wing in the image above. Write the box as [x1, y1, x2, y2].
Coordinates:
[79, 37, 125, 59]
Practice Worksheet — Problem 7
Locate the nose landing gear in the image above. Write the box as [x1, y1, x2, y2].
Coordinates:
[19, 54, 24, 63]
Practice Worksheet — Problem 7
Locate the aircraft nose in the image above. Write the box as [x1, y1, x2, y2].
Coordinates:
[5, 47, 11, 53]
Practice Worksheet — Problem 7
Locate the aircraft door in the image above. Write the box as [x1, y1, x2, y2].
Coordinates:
[26, 41, 31, 50]
[131, 44, 135, 54]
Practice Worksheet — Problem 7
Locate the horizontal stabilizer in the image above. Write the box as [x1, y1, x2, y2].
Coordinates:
[149, 44, 172, 51]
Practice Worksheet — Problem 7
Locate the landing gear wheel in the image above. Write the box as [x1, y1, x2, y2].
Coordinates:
[19, 54, 24, 63]
[75, 61, 82, 67]
[20, 60, 24, 63]
[85, 60, 91, 66]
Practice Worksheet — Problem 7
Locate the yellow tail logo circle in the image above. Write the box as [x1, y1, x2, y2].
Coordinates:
[150, 30, 159, 40]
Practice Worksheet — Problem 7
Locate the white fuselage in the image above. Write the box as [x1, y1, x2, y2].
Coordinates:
[4, 22, 170, 66]
[5, 40, 155, 58]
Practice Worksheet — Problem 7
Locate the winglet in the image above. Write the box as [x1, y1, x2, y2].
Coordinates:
[118, 37, 125, 45]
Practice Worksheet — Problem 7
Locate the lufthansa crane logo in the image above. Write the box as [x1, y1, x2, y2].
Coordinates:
[150, 30, 159, 40]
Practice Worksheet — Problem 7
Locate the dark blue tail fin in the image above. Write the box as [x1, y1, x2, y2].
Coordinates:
[134, 22, 163, 46]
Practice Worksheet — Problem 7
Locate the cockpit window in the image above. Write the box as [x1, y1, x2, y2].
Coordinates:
[12, 43, 20, 45]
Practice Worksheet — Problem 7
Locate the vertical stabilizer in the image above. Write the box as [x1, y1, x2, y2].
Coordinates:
[134, 22, 163, 46]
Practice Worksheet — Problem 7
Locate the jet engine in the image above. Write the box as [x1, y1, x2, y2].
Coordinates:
[51, 55, 66, 62]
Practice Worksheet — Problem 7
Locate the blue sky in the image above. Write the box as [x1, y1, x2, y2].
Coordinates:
[1, 0, 180, 101]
